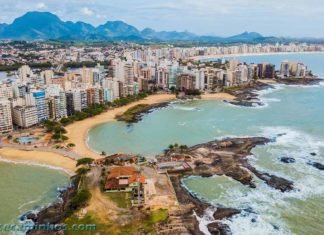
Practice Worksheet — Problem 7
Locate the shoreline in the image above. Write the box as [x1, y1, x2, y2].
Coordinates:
[0, 148, 76, 174]
[189, 51, 324, 61]
[66, 93, 233, 159]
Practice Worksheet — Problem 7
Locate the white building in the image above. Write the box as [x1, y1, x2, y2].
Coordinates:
[72, 89, 87, 111]
[12, 106, 38, 128]
[0, 99, 13, 134]
[0, 84, 13, 99]
[18, 65, 33, 82]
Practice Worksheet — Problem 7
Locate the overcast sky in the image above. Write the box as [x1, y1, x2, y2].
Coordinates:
[0, 0, 324, 37]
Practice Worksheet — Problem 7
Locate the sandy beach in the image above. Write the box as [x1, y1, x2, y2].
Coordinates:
[66, 93, 234, 159]
[0, 148, 76, 174]
[66, 94, 176, 159]
[201, 92, 235, 100]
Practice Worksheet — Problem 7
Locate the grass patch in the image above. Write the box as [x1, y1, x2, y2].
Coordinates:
[116, 104, 150, 122]
[222, 86, 241, 93]
[105, 192, 132, 208]
[64, 214, 110, 235]
[120, 209, 169, 234]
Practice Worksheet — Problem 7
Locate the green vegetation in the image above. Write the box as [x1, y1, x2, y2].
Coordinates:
[76, 158, 94, 167]
[105, 192, 132, 209]
[184, 89, 202, 96]
[67, 143, 75, 148]
[63, 61, 110, 70]
[43, 120, 69, 142]
[0, 62, 52, 71]
[68, 189, 91, 213]
[222, 86, 241, 94]
[120, 209, 169, 234]
[76, 167, 91, 176]
[165, 143, 189, 154]
[64, 214, 107, 235]
[116, 104, 150, 122]
[60, 92, 151, 126]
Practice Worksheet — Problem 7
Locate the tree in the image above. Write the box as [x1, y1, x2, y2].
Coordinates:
[101, 151, 106, 156]
[76, 158, 94, 167]
[76, 167, 90, 175]
[69, 189, 91, 211]
[67, 143, 75, 148]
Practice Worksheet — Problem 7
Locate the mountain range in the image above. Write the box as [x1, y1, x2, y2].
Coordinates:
[0, 11, 316, 43]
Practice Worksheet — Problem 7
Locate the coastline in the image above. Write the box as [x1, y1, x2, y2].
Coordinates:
[189, 51, 324, 61]
[66, 93, 233, 159]
[0, 148, 76, 174]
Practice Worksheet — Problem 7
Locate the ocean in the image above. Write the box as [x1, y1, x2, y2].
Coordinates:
[88, 53, 324, 234]
[0, 161, 70, 234]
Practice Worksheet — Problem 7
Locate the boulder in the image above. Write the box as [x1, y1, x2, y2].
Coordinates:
[213, 208, 241, 220]
[280, 157, 296, 164]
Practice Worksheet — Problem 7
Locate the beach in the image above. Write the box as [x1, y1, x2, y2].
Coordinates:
[0, 148, 76, 174]
[66, 93, 233, 159]
[66, 94, 176, 159]
[201, 92, 235, 100]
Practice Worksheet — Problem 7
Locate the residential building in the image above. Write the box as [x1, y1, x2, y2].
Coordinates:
[32, 91, 48, 122]
[105, 166, 146, 192]
[0, 99, 13, 134]
[12, 106, 38, 128]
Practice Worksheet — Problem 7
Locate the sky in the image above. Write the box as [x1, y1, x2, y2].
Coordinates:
[0, 0, 324, 37]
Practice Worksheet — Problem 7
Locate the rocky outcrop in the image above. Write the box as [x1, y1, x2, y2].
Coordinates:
[116, 102, 170, 123]
[213, 208, 241, 220]
[207, 222, 231, 235]
[182, 137, 294, 192]
[165, 136, 294, 235]
[224, 81, 273, 107]
[25, 175, 80, 235]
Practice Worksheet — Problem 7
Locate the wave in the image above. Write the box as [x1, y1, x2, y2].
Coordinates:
[172, 105, 201, 111]
[0, 157, 74, 176]
[183, 126, 324, 234]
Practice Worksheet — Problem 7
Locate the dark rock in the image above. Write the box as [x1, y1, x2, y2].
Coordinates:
[310, 152, 317, 156]
[308, 162, 324, 170]
[272, 224, 280, 230]
[26, 213, 37, 222]
[251, 218, 256, 223]
[280, 157, 296, 164]
[207, 222, 231, 235]
[213, 208, 241, 220]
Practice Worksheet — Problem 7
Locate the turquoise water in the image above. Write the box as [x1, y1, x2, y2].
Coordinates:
[88, 53, 324, 234]
[0, 161, 70, 234]
[17, 136, 37, 144]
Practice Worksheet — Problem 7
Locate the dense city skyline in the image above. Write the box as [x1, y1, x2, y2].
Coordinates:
[0, 0, 324, 38]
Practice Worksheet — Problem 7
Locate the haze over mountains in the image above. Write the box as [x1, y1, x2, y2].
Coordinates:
[0, 11, 319, 43]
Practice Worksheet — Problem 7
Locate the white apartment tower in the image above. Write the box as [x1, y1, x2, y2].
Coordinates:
[0, 99, 13, 134]
[12, 106, 38, 128]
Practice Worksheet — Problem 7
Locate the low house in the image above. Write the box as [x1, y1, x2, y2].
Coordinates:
[105, 166, 146, 192]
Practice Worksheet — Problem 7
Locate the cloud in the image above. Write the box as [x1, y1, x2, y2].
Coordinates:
[35, 2, 47, 9]
[81, 7, 94, 16]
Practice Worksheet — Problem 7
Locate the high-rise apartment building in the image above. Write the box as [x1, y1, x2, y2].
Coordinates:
[12, 106, 38, 128]
[32, 91, 48, 122]
[0, 99, 13, 134]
